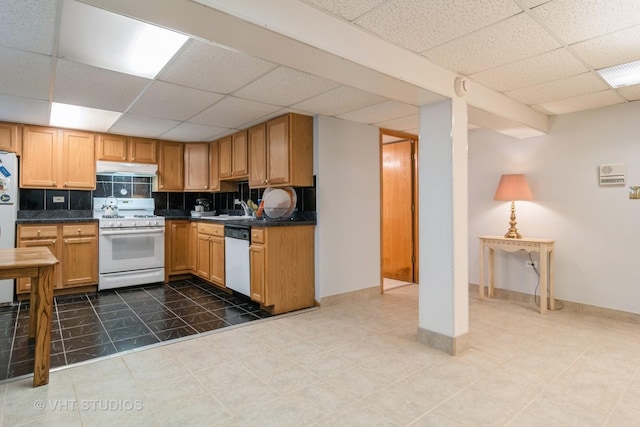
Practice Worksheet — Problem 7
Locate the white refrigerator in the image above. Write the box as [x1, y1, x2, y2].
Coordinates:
[0, 152, 18, 304]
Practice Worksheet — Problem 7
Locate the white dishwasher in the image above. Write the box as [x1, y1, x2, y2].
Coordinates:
[224, 224, 251, 297]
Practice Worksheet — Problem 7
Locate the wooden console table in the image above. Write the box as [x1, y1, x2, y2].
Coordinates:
[478, 236, 555, 314]
[0, 247, 59, 386]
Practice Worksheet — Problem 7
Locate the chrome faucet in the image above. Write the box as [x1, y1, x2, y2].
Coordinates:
[234, 199, 251, 216]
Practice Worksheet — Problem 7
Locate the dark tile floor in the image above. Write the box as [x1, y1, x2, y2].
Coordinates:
[0, 277, 273, 382]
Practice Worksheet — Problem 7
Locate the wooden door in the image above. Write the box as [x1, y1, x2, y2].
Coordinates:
[231, 130, 249, 178]
[382, 140, 415, 282]
[210, 236, 225, 286]
[219, 136, 232, 179]
[250, 244, 265, 303]
[184, 143, 209, 191]
[129, 137, 157, 163]
[62, 236, 97, 287]
[188, 223, 198, 271]
[62, 130, 95, 189]
[0, 122, 21, 154]
[248, 124, 267, 187]
[96, 134, 127, 161]
[157, 141, 184, 191]
[21, 126, 59, 188]
[169, 221, 190, 272]
[196, 234, 211, 280]
[266, 115, 290, 185]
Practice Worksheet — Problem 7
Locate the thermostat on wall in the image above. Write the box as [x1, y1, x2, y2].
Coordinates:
[599, 163, 625, 186]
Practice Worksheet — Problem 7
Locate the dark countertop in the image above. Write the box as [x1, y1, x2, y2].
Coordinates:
[15, 210, 316, 227]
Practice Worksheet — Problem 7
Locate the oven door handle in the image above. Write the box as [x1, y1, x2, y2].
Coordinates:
[101, 228, 165, 236]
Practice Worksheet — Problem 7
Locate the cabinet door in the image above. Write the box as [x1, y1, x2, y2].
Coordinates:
[266, 115, 290, 185]
[157, 141, 184, 191]
[196, 234, 211, 280]
[210, 236, 225, 286]
[96, 134, 127, 161]
[248, 124, 267, 187]
[0, 122, 21, 154]
[184, 143, 209, 191]
[231, 130, 248, 178]
[62, 236, 97, 287]
[129, 137, 157, 163]
[249, 244, 265, 303]
[62, 130, 95, 189]
[20, 126, 59, 188]
[188, 222, 198, 271]
[169, 221, 190, 272]
[218, 136, 232, 179]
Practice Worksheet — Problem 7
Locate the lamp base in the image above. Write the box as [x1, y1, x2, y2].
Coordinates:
[504, 201, 523, 239]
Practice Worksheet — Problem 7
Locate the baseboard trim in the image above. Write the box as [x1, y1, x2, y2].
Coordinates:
[319, 286, 380, 307]
[468, 283, 640, 324]
[417, 327, 468, 356]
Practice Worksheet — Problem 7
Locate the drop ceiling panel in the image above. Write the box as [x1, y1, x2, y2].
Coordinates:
[571, 25, 640, 70]
[470, 48, 587, 92]
[354, 0, 522, 52]
[109, 113, 180, 138]
[534, 90, 624, 115]
[302, 0, 385, 21]
[374, 114, 419, 132]
[0, 47, 51, 100]
[54, 59, 150, 112]
[0, 94, 50, 125]
[422, 13, 560, 75]
[233, 67, 340, 106]
[618, 85, 640, 101]
[531, 0, 640, 44]
[337, 100, 418, 124]
[157, 40, 277, 94]
[292, 85, 387, 116]
[189, 96, 282, 129]
[505, 72, 609, 105]
[0, 0, 57, 55]
[160, 122, 230, 142]
[128, 81, 225, 121]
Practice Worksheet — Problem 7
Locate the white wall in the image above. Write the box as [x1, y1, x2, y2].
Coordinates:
[315, 115, 380, 299]
[468, 101, 640, 314]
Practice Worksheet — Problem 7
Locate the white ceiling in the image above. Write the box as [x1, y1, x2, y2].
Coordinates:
[0, 0, 638, 141]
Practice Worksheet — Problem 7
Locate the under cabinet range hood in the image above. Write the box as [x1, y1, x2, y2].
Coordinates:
[96, 160, 158, 177]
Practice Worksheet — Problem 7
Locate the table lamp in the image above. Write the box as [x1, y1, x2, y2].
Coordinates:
[493, 174, 533, 239]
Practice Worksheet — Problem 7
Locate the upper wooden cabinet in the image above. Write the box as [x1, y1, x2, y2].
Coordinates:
[96, 134, 157, 163]
[249, 113, 313, 188]
[220, 130, 249, 180]
[209, 140, 237, 193]
[0, 122, 22, 154]
[21, 126, 95, 190]
[157, 140, 184, 191]
[184, 143, 210, 191]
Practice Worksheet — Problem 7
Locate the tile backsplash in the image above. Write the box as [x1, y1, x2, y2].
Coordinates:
[19, 176, 316, 215]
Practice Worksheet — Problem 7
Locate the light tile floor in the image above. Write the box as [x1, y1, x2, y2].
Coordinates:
[2, 285, 640, 426]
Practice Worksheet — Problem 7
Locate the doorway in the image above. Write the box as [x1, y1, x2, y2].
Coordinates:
[380, 129, 419, 292]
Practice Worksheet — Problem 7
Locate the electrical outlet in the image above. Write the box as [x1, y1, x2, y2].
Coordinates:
[52, 196, 65, 203]
[525, 260, 537, 269]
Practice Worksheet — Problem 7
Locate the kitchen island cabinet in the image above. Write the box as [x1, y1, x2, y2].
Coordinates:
[21, 126, 95, 190]
[249, 225, 315, 314]
[16, 222, 97, 295]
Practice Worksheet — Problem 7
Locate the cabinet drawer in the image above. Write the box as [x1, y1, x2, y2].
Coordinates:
[197, 223, 224, 237]
[63, 224, 96, 237]
[19, 225, 58, 239]
[251, 228, 265, 244]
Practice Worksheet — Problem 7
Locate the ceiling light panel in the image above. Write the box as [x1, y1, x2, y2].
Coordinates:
[50, 102, 122, 132]
[58, 0, 188, 79]
[597, 61, 640, 88]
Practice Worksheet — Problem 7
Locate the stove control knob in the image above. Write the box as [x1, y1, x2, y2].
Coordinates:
[108, 222, 114, 227]
[146, 221, 151, 226]
[116, 222, 122, 227]
[153, 221, 159, 226]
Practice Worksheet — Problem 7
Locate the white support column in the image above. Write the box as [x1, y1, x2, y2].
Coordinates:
[417, 98, 469, 355]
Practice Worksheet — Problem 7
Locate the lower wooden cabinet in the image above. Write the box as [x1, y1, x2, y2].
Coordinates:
[17, 223, 97, 294]
[165, 220, 191, 282]
[195, 223, 225, 287]
[249, 225, 315, 314]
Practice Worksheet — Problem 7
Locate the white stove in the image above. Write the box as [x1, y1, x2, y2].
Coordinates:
[93, 198, 165, 290]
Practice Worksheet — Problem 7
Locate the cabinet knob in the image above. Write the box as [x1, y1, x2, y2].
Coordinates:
[77, 229, 81, 234]
[204, 186, 208, 189]
[132, 157, 135, 160]
[64, 182, 68, 187]
[122, 156, 126, 160]
[52, 182, 56, 186]
[64, 239, 68, 244]
[37, 230, 41, 236]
